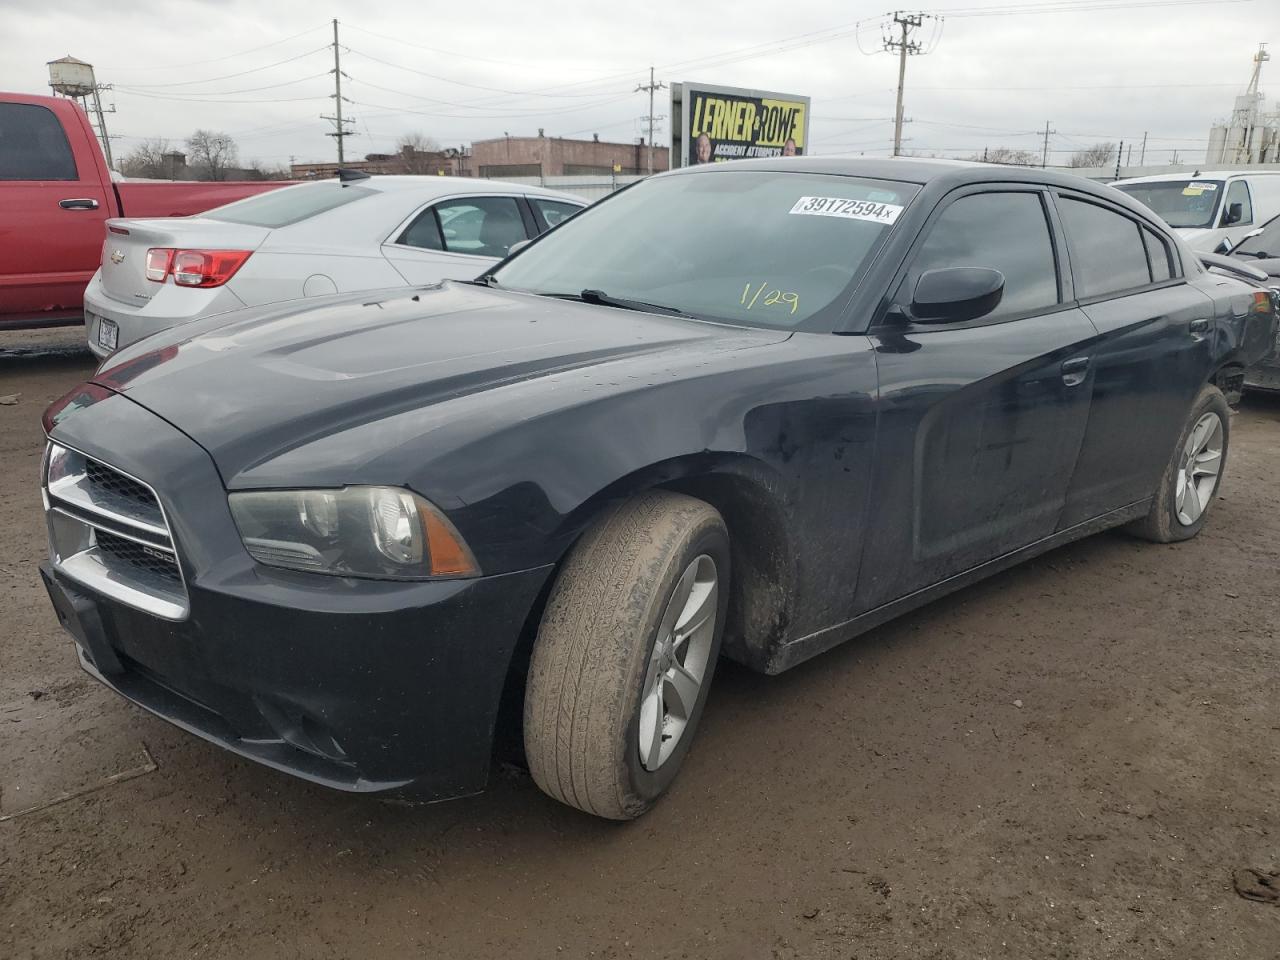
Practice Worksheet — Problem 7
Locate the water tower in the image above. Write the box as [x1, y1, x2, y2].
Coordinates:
[47, 55, 114, 169]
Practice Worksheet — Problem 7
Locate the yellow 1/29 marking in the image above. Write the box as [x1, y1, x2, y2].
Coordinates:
[741, 281, 799, 315]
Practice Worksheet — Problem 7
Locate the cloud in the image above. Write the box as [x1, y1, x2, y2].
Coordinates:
[0, 0, 1269, 167]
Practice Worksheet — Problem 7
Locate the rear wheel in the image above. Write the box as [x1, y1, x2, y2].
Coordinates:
[1127, 384, 1230, 542]
[523, 491, 729, 820]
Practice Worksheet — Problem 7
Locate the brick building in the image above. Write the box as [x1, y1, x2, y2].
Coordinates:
[291, 145, 471, 180]
[470, 132, 669, 178]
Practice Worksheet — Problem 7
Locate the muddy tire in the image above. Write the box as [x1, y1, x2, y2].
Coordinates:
[1127, 384, 1230, 543]
[523, 491, 730, 820]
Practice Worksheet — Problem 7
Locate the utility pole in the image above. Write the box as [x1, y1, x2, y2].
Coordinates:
[321, 18, 356, 164]
[87, 83, 115, 170]
[1139, 131, 1148, 166]
[885, 12, 926, 157]
[635, 67, 667, 174]
[1115, 140, 1124, 180]
[1040, 120, 1055, 168]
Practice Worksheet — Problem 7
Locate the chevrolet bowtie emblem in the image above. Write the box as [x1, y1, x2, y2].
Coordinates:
[110, 249, 125, 264]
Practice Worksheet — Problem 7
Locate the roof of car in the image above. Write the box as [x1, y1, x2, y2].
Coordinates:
[344, 175, 578, 199]
[1115, 170, 1280, 185]
[662, 154, 1127, 195]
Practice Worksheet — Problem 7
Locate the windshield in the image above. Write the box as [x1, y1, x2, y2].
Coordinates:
[490, 171, 918, 331]
[1234, 213, 1280, 258]
[1112, 179, 1223, 229]
[206, 182, 375, 228]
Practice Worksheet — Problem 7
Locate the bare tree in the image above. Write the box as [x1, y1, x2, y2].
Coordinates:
[1068, 142, 1117, 168]
[968, 147, 1038, 166]
[186, 130, 239, 181]
[119, 138, 173, 179]
[395, 131, 442, 174]
[244, 159, 291, 181]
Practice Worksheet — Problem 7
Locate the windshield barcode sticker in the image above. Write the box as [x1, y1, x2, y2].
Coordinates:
[789, 196, 904, 224]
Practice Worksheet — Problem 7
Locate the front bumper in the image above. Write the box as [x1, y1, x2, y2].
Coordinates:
[41, 559, 550, 797]
[41, 386, 553, 799]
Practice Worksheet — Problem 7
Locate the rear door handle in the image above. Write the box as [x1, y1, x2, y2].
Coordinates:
[1060, 356, 1090, 387]
[1189, 317, 1210, 339]
[59, 198, 99, 210]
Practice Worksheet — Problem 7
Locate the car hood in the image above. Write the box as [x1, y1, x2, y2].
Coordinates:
[1174, 227, 1217, 250]
[93, 282, 788, 483]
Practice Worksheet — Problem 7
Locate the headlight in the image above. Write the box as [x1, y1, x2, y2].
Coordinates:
[228, 486, 479, 579]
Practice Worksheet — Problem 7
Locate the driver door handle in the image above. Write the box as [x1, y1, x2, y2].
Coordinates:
[59, 198, 100, 210]
[1060, 356, 1090, 387]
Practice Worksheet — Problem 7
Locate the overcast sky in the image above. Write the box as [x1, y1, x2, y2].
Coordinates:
[1, 0, 1272, 169]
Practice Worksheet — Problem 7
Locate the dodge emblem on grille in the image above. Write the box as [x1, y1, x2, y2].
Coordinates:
[110, 249, 125, 264]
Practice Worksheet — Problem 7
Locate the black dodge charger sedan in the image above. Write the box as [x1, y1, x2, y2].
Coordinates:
[40, 158, 1277, 819]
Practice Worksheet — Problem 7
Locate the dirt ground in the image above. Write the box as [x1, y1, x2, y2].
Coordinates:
[1, 326, 1277, 959]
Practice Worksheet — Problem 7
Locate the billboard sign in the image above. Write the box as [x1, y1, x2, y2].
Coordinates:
[671, 82, 810, 168]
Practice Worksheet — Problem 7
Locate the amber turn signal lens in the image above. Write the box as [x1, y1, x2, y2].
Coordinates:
[419, 501, 480, 577]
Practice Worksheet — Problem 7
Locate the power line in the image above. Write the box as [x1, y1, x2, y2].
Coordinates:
[115, 72, 330, 98]
[342, 23, 586, 71]
[345, 47, 618, 99]
[931, 0, 1256, 16]
[342, 74, 631, 116]
[349, 92, 637, 122]
[113, 47, 330, 89]
[100, 24, 330, 72]
[113, 89, 328, 104]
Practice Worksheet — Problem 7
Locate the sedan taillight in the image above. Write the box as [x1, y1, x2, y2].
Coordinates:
[144, 248, 251, 287]
[145, 248, 174, 282]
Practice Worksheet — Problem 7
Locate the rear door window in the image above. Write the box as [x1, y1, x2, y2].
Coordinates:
[1058, 197, 1152, 299]
[432, 197, 528, 258]
[207, 183, 374, 227]
[397, 207, 444, 250]
[1141, 226, 1174, 282]
[532, 198, 583, 231]
[903, 191, 1060, 321]
[0, 103, 78, 180]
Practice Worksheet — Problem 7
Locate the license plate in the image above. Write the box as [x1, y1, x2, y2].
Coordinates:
[97, 317, 118, 352]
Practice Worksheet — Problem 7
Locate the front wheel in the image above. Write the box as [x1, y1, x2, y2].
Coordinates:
[1127, 384, 1230, 543]
[523, 491, 730, 820]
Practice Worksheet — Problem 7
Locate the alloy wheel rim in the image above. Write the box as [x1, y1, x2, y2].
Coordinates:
[1175, 411, 1224, 526]
[638, 554, 719, 772]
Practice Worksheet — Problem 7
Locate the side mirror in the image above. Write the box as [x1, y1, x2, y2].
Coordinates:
[1214, 237, 1233, 254]
[1222, 201, 1244, 226]
[506, 239, 531, 256]
[911, 267, 1005, 323]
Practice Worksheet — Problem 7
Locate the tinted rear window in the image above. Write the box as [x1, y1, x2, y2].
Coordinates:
[206, 183, 375, 227]
[1058, 197, 1151, 299]
[0, 103, 77, 181]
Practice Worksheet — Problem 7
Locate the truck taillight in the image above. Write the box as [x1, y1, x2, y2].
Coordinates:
[144, 248, 251, 287]
[145, 248, 174, 282]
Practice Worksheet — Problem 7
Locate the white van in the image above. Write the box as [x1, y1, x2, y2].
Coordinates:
[1112, 170, 1280, 253]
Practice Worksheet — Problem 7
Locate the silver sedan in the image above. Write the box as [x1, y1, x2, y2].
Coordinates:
[83, 175, 585, 358]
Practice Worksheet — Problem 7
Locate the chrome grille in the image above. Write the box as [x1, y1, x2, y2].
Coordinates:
[95, 529, 183, 582]
[44, 443, 189, 620]
[84, 459, 155, 513]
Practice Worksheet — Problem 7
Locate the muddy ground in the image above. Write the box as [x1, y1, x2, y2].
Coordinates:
[1, 327, 1277, 959]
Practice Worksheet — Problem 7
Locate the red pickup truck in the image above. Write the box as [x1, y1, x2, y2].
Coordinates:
[1, 92, 287, 329]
